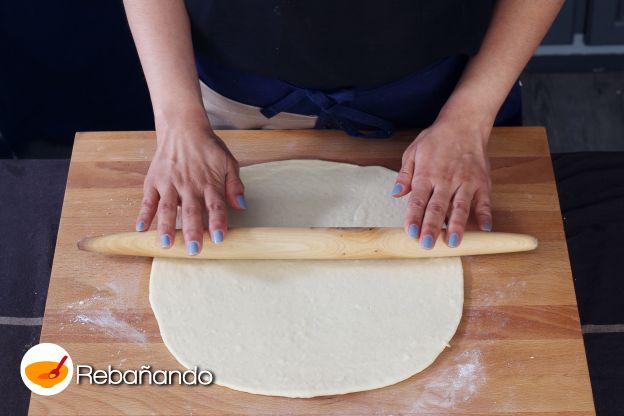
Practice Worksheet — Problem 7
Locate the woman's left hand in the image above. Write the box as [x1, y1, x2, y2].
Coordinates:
[391, 119, 493, 249]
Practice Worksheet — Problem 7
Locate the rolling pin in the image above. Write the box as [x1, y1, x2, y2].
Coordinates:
[77, 228, 537, 260]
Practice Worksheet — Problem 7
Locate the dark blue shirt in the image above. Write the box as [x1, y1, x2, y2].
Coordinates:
[184, 0, 493, 89]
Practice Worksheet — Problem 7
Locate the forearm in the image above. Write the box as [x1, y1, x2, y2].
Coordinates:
[438, 0, 564, 135]
[123, 0, 208, 130]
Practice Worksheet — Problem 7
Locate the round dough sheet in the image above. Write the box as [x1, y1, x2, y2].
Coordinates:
[150, 160, 463, 397]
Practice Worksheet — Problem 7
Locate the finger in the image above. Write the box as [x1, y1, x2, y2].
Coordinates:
[420, 188, 452, 250]
[391, 152, 415, 198]
[156, 188, 178, 249]
[224, 159, 247, 209]
[204, 186, 228, 244]
[445, 186, 475, 248]
[474, 187, 493, 232]
[135, 186, 158, 232]
[403, 177, 433, 240]
[180, 194, 205, 256]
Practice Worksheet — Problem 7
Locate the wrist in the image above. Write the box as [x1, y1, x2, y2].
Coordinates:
[154, 103, 212, 136]
[435, 88, 497, 143]
[154, 108, 215, 150]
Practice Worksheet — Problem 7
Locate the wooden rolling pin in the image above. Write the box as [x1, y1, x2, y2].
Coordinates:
[77, 228, 537, 260]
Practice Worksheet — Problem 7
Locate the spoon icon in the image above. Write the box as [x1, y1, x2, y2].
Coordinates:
[38, 355, 68, 380]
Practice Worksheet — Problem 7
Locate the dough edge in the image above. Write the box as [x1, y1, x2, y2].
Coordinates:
[149, 258, 463, 398]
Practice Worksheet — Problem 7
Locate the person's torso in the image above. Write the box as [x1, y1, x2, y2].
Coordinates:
[185, 0, 493, 89]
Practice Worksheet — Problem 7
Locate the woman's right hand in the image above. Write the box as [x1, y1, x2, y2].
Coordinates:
[134, 112, 246, 256]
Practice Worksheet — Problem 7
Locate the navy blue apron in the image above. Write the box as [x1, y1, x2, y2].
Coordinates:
[195, 54, 522, 138]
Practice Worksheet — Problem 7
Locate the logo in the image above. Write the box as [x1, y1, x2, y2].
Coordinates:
[21, 343, 73, 396]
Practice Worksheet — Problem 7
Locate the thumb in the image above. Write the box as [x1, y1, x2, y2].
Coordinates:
[474, 187, 493, 232]
[391, 154, 414, 198]
[224, 159, 246, 209]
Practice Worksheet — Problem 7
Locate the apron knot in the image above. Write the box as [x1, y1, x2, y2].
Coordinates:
[261, 88, 394, 139]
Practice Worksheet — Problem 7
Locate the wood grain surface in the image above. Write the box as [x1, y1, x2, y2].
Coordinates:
[30, 128, 595, 415]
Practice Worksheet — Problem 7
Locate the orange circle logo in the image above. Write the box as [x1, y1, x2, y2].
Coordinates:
[21, 343, 73, 396]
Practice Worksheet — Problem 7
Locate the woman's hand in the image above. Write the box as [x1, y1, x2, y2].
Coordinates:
[135, 114, 246, 255]
[391, 118, 492, 249]
[385, 0, 564, 251]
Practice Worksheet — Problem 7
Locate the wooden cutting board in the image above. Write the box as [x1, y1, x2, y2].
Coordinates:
[30, 128, 595, 415]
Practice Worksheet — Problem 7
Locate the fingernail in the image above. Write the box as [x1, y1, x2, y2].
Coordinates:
[483, 223, 492, 232]
[187, 241, 200, 256]
[212, 230, 224, 244]
[421, 234, 434, 250]
[408, 224, 419, 238]
[448, 233, 459, 248]
[391, 183, 403, 196]
[135, 220, 146, 232]
[160, 234, 171, 248]
[236, 195, 248, 209]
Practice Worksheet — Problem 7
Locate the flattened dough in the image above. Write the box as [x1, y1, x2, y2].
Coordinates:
[150, 160, 463, 397]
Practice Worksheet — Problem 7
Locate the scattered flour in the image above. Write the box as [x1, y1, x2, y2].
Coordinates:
[66, 293, 105, 309]
[73, 310, 147, 343]
[66, 279, 146, 344]
[411, 348, 485, 411]
[481, 279, 527, 306]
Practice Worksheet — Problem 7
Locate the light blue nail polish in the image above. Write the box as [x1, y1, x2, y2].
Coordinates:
[483, 223, 492, 232]
[187, 241, 199, 256]
[391, 183, 403, 196]
[408, 224, 419, 238]
[236, 195, 248, 209]
[212, 230, 224, 244]
[421, 234, 434, 250]
[135, 221, 145, 232]
[160, 234, 171, 248]
[448, 233, 459, 248]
